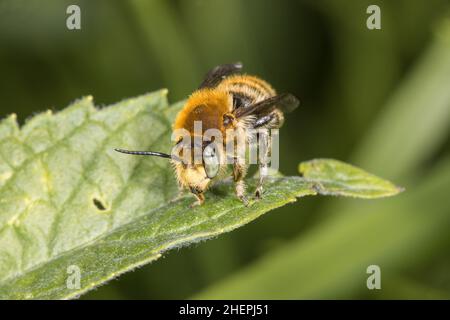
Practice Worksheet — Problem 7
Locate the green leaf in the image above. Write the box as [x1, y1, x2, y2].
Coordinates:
[299, 159, 403, 198]
[0, 90, 401, 299]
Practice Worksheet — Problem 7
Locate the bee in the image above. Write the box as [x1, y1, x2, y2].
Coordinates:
[115, 63, 299, 206]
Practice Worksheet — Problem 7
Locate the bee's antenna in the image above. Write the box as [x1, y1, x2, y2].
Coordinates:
[114, 148, 182, 162]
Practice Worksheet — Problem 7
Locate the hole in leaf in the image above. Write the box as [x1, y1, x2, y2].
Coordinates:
[93, 198, 107, 211]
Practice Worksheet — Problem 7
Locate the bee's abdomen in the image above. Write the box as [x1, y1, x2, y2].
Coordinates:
[218, 75, 276, 110]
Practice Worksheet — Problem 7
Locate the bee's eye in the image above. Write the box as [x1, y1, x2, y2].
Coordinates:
[203, 144, 219, 178]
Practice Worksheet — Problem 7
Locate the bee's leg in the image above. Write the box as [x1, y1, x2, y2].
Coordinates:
[255, 129, 271, 199]
[190, 192, 205, 208]
[233, 162, 249, 206]
[254, 110, 282, 198]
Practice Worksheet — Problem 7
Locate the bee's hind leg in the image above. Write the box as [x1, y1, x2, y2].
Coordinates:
[254, 110, 282, 199]
[255, 129, 271, 199]
[233, 162, 249, 206]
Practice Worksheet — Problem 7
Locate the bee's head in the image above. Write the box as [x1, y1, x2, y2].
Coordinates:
[173, 142, 221, 193]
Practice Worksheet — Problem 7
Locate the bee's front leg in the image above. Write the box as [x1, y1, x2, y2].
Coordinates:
[190, 192, 205, 207]
[233, 161, 249, 206]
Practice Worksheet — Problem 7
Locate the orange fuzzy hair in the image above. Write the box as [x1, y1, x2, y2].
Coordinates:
[173, 88, 232, 138]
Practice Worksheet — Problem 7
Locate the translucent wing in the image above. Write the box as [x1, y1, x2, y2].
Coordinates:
[198, 62, 243, 89]
[234, 93, 299, 118]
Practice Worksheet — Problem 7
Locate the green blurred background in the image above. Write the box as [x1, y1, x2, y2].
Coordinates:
[1, 0, 450, 299]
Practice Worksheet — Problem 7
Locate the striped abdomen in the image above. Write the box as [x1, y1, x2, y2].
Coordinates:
[218, 75, 284, 129]
[217, 75, 276, 110]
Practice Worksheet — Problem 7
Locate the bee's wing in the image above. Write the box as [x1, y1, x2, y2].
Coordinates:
[234, 93, 299, 118]
[198, 62, 243, 89]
